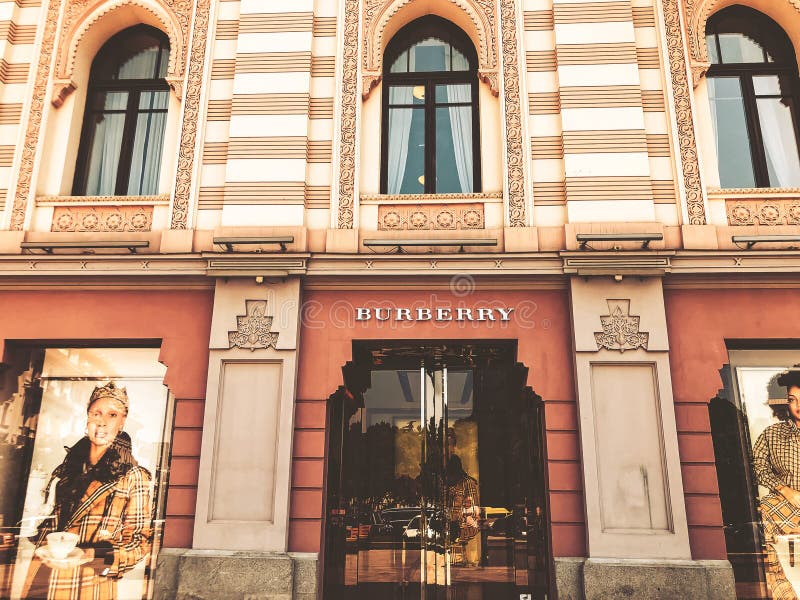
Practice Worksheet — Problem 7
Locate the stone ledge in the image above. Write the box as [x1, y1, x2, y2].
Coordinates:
[579, 557, 735, 600]
[153, 549, 318, 600]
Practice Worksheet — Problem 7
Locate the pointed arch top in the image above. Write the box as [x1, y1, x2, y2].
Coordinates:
[362, 0, 498, 99]
[685, 0, 800, 86]
[52, 0, 191, 107]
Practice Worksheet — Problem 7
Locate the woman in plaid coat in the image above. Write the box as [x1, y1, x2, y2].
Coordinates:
[23, 382, 153, 600]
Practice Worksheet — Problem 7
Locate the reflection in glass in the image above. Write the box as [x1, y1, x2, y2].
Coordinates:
[708, 77, 756, 188]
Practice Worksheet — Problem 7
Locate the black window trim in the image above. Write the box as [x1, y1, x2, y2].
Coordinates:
[72, 25, 170, 197]
[380, 16, 482, 195]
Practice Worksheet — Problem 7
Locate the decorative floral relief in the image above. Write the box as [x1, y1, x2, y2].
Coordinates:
[228, 300, 280, 351]
[594, 300, 649, 353]
[170, 0, 211, 229]
[726, 199, 800, 226]
[663, 0, 706, 224]
[378, 203, 485, 230]
[336, 0, 360, 229]
[51, 206, 153, 232]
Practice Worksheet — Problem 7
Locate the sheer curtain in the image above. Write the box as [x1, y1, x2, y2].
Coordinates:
[448, 52, 472, 192]
[447, 98, 472, 193]
[387, 90, 414, 194]
[757, 97, 800, 187]
[85, 93, 127, 195]
[387, 52, 416, 194]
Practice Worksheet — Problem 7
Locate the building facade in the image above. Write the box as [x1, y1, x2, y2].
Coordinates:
[0, 0, 799, 597]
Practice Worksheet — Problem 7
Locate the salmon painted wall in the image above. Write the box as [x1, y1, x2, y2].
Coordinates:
[289, 288, 584, 557]
[0, 289, 213, 548]
[665, 287, 800, 560]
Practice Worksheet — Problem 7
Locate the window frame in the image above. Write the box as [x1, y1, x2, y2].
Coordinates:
[380, 17, 482, 195]
[72, 25, 171, 197]
[706, 8, 800, 188]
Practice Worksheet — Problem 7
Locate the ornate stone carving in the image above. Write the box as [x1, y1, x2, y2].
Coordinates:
[689, 60, 710, 88]
[51, 79, 77, 109]
[361, 0, 497, 99]
[499, 0, 526, 227]
[9, 0, 61, 231]
[228, 300, 280, 351]
[51, 206, 153, 232]
[52, 0, 190, 106]
[726, 198, 800, 226]
[378, 203, 484, 230]
[37, 194, 169, 204]
[594, 300, 649, 353]
[169, 0, 211, 229]
[663, 0, 706, 224]
[362, 74, 382, 99]
[478, 69, 499, 96]
[337, 0, 360, 229]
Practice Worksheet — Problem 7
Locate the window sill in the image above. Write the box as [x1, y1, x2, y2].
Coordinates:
[707, 187, 800, 199]
[36, 194, 170, 206]
[359, 192, 502, 205]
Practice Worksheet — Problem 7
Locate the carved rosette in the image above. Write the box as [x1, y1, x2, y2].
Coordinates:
[169, 0, 211, 229]
[594, 300, 649, 353]
[52, 206, 153, 232]
[378, 203, 485, 230]
[228, 300, 280, 351]
[499, 0, 526, 227]
[10, 0, 61, 231]
[337, 0, 361, 229]
[726, 198, 800, 226]
[663, 0, 706, 225]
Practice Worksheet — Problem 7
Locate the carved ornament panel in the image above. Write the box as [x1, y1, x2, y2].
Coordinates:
[378, 203, 484, 230]
[51, 206, 154, 232]
[594, 299, 650, 353]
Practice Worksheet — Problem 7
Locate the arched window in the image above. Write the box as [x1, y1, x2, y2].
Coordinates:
[705, 6, 800, 188]
[73, 25, 170, 196]
[381, 16, 480, 195]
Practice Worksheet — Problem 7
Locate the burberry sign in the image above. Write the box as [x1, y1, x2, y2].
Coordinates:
[355, 307, 514, 322]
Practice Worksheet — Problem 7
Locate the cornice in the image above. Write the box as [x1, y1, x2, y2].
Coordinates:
[1, 250, 800, 281]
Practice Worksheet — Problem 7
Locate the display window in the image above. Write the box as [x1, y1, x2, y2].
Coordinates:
[0, 346, 173, 600]
[713, 350, 800, 599]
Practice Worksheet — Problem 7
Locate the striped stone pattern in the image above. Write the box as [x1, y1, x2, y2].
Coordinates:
[524, 8, 566, 207]
[0, 0, 42, 215]
[201, 0, 335, 218]
[552, 0, 656, 220]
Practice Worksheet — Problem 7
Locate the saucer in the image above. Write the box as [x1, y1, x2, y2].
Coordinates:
[35, 546, 90, 569]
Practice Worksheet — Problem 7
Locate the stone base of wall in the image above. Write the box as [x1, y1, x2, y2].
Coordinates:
[556, 557, 736, 600]
[153, 549, 318, 600]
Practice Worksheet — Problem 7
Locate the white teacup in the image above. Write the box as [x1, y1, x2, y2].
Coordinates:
[46, 532, 79, 560]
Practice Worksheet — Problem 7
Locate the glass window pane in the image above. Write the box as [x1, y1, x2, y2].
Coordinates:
[452, 47, 469, 71]
[389, 50, 408, 73]
[753, 75, 784, 97]
[408, 37, 449, 72]
[139, 90, 170, 110]
[92, 28, 170, 81]
[756, 97, 800, 187]
[436, 105, 473, 193]
[706, 34, 720, 64]
[707, 77, 756, 188]
[435, 84, 471, 104]
[389, 85, 424, 105]
[91, 91, 128, 111]
[84, 112, 126, 195]
[387, 107, 424, 194]
[127, 111, 167, 195]
[718, 32, 769, 63]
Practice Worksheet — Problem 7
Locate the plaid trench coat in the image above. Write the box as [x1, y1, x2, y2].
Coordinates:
[23, 449, 153, 599]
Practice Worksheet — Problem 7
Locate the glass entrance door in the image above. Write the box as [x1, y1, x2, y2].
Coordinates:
[323, 343, 551, 600]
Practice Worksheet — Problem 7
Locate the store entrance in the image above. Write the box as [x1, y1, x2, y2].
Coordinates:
[323, 342, 552, 599]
